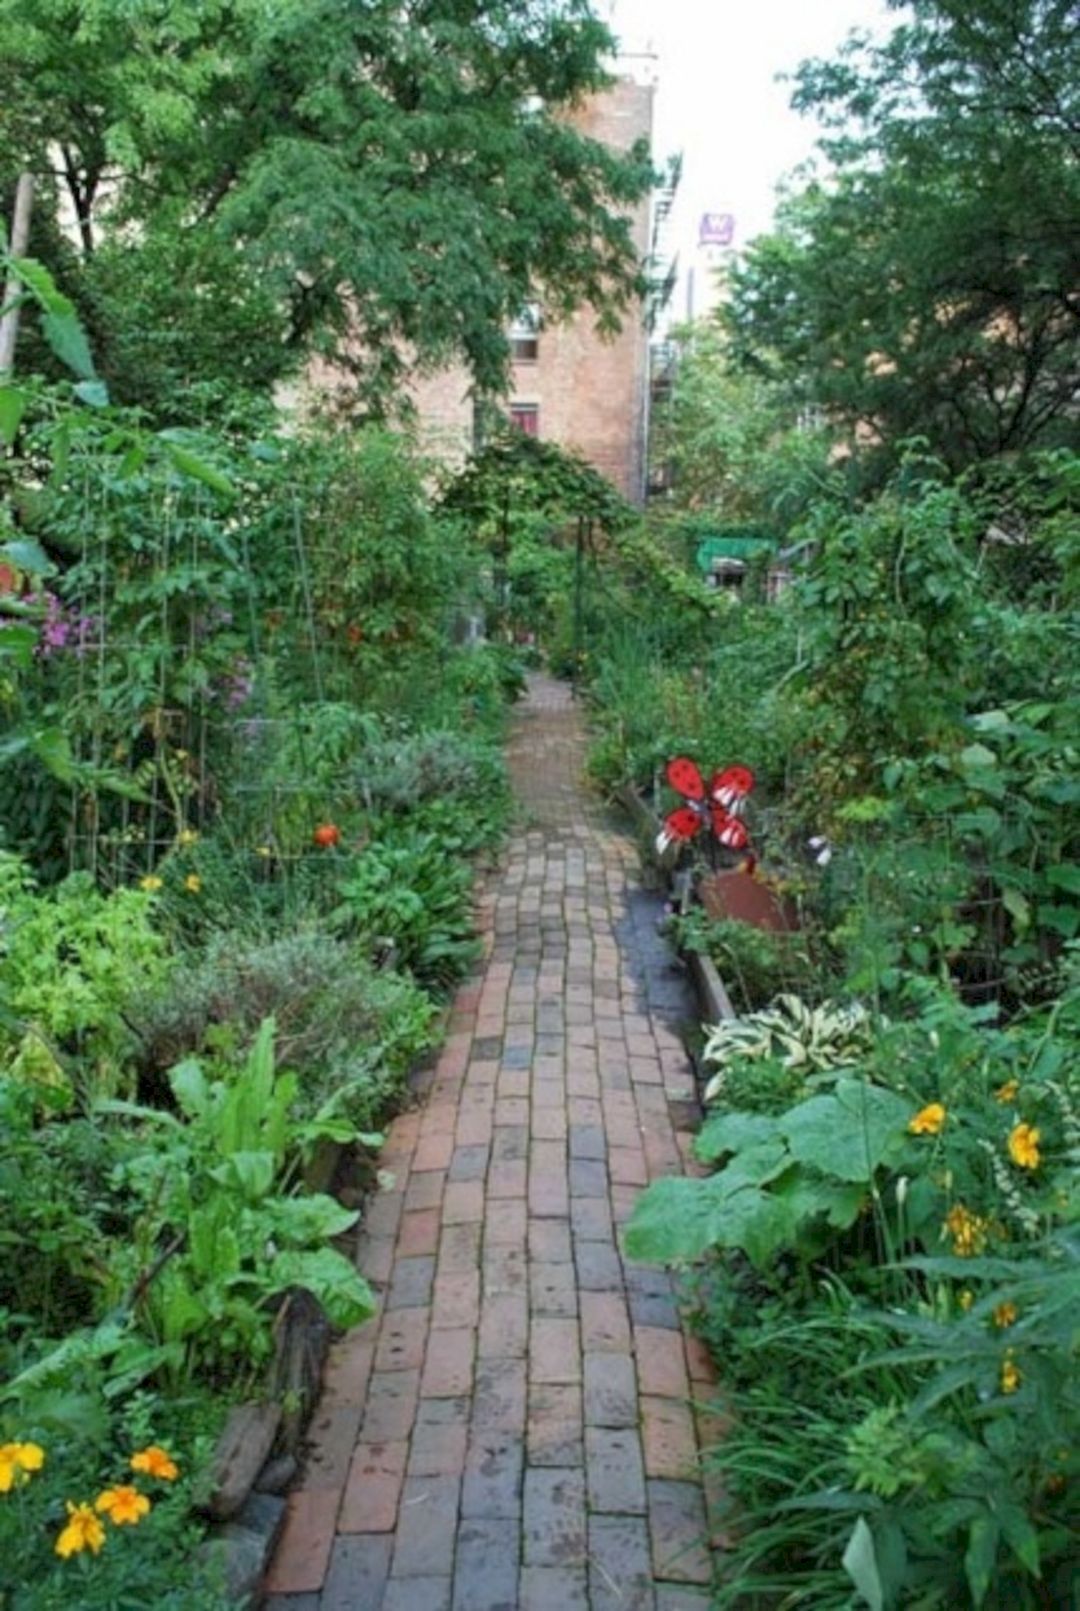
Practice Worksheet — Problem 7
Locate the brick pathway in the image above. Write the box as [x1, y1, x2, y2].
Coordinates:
[264, 676, 717, 1611]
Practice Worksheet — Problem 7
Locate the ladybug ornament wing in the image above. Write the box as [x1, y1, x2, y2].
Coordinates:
[664, 806, 704, 842]
[666, 756, 706, 802]
[710, 764, 755, 810]
[717, 816, 749, 851]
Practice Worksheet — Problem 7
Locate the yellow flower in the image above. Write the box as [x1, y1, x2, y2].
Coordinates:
[139, 875, 163, 893]
[256, 845, 272, 858]
[1008, 1122, 1040, 1170]
[995, 1079, 1019, 1104]
[909, 1102, 947, 1136]
[183, 874, 202, 894]
[177, 828, 199, 848]
[1001, 1352, 1021, 1395]
[130, 1445, 179, 1482]
[993, 1301, 1018, 1329]
[0, 1441, 44, 1492]
[958, 1289, 974, 1312]
[944, 1203, 988, 1258]
[96, 1485, 151, 1525]
[56, 1501, 106, 1558]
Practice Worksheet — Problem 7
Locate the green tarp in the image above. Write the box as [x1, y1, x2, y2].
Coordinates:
[695, 534, 776, 573]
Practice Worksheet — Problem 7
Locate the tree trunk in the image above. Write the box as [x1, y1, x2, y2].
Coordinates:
[0, 173, 35, 376]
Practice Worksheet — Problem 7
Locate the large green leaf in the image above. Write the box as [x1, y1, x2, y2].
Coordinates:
[717, 1138, 791, 1190]
[0, 385, 26, 445]
[12, 255, 71, 315]
[170, 1057, 209, 1119]
[714, 1185, 802, 1268]
[158, 1268, 210, 1344]
[625, 1165, 800, 1270]
[695, 1110, 780, 1163]
[771, 1169, 867, 1230]
[264, 1194, 359, 1245]
[269, 1247, 375, 1330]
[42, 312, 97, 380]
[209, 1149, 278, 1202]
[624, 1176, 726, 1263]
[73, 378, 110, 408]
[997, 1502, 1040, 1577]
[965, 1513, 1000, 1607]
[843, 1516, 884, 1611]
[161, 437, 235, 498]
[1, 537, 54, 576]
[0, 625, 36, 668]
[782, 1080, 910, 1182]
[30, 726, 76, 782]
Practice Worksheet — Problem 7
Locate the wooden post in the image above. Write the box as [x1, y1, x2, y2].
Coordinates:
[571, 514, 585, 695]
[0, 172, 35, 376]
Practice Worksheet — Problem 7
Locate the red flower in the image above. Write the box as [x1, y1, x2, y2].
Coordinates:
[313, 823, 341, 848]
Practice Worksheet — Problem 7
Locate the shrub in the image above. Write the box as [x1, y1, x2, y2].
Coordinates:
[672, 910, 823, 1012]
[130, 928, 436, 1127]
[0, 854, 166, 1101]
[332, 828, 480, 991]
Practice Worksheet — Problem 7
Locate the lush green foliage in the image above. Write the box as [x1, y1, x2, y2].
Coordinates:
[585, 188, 1079, 1611]
[132, 931, 436, 1131]
[629, 972, 1079, 1606]
[0, 855, 166, 1101]
[1, 0, 652, 413]
[653, 324, 834, 525]
[725, 1, 1080, 471]
[1, 291, 517, 1606]
[671, 912, 822, 1014]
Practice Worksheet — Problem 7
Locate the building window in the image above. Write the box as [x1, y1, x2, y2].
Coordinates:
[509, 302, 541, 362]
[509, 403, 539, 436]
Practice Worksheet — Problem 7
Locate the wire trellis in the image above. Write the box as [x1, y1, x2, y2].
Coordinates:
[57, 467, 369, 892]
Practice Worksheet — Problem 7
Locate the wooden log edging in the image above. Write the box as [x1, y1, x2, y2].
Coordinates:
[687, 947, 738, 1026]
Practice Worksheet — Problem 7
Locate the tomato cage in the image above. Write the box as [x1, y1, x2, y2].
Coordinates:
[13, 451, 365, 897]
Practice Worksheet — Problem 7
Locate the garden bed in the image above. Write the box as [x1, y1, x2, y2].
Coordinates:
[0, 399, 529, 1605]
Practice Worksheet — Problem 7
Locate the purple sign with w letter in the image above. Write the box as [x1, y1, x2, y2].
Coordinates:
[699, 212, 735, 247]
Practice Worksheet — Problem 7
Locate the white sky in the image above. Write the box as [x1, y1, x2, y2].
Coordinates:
[604, 0, 897, 303]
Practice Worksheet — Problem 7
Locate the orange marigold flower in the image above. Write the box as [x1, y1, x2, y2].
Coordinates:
[130, 1445, 179, 1482]
[56, 1502, 106, 1558]
[96, 1485, 150, 1525]
[909, 1102, 946, 1136]
[1008, 1122, 1041, 1170]
[0, 1441, 44, 1492]
[993, 1301, 1018, 1329]
[994, 1079, 1019, 1104]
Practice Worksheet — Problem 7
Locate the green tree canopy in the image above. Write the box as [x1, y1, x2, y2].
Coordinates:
[1, 0, 653, 412]
[654, 324, 833, 525]
[726, 0, 1080, 470]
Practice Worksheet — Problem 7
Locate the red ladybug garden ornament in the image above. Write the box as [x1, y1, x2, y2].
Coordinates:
[313, 823, 342, 848]
[656, 757, 755, 861]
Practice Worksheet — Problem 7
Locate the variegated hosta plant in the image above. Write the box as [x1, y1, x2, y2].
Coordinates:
[703, 993, 873, 1104]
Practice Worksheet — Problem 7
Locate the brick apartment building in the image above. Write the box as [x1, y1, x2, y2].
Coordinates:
[406, 73, 656, 505]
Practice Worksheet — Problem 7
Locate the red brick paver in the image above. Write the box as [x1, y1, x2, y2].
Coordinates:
[264, 677, 715, 1608]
